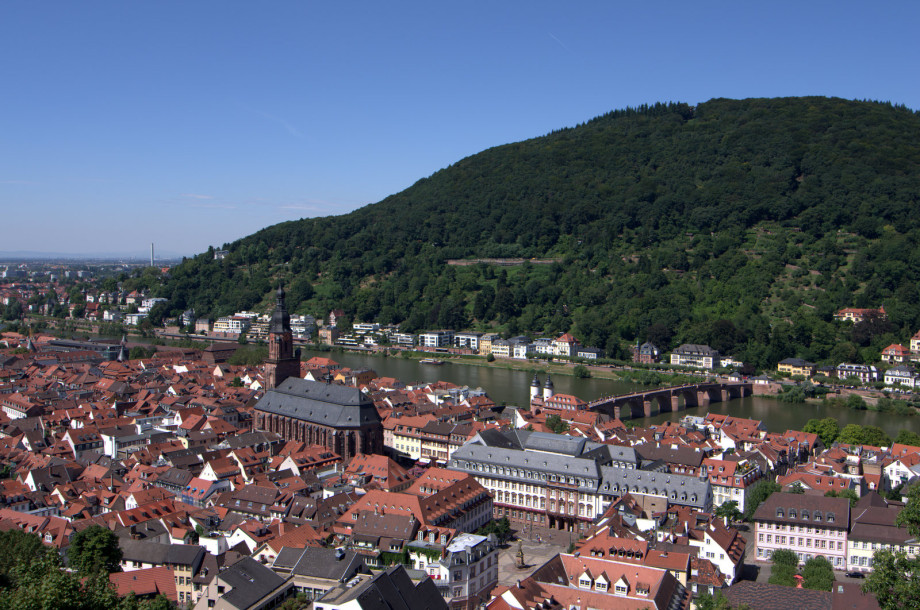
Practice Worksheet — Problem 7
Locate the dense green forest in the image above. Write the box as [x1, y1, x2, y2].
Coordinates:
[149, 97, 920, 370]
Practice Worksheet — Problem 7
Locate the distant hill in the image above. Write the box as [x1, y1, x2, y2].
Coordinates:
[155, 97, 920, 369]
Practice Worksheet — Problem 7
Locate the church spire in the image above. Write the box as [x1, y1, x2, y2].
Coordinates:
[265, 283, 300, 389]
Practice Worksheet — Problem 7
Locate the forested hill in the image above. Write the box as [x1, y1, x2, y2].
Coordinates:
[156, 96, 920, 369]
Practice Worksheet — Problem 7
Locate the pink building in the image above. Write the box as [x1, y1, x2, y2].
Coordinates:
[752, 493, 850, 570]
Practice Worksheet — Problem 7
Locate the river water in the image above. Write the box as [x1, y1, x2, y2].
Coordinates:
[95, 332, 917, 438]
[297, 349, 920, 438]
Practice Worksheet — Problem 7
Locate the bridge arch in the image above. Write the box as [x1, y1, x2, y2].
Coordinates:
[675, 388, 699, 409]
[624, 398, 645, 419]
[651, 393, 672, 414]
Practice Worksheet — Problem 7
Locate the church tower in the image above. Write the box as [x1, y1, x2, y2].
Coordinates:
[265, 286, 301, 389]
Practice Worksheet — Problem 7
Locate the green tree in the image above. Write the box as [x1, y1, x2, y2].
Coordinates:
[895, 483, 920, 538]
[545, 414, 569, 434]
[803, 417, 840, 447]
[768, 548, 799, 587]
[0, 547, 123, 609]
[714, 500, 742, 524]
[789, 482, 805, 494]
[894, 430, 920, 447]
[744, 479, 781, 520]
[863, 550, 920, 610]
[67, 525, 122, 575]
[825, 489, 859, 507]
[0, 530, 44, 588]
[694, 590, 735, 610]
[477, 517, 511, 543]
[847, 394, 867, 410]
[768, 563, 798, 587]
[573, 364, 591, 379]
[771, 548, 799, 567]
[801, 556, 834, 590]
[838, 424, 891, 447]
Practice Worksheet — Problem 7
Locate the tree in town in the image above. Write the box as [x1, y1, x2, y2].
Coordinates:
[0, 530, 44, 588]
[825, 489, 859, 507]
[789, 482, 805, 494]
[801, 556, 834, 590]
[714, 500, 742, 524]
[863, 550, 920, 610]
[803, 417, 840, 447]
[771, 549, 799, 567]
[837, 424, 891, 448]
[694, 590, 741, 610]
[743, 479, 781, 520]
[895, 483, 920, 538]
[573, 365, 591, 379]
[545, 414, 569, 434]
[894, 430, 920, 447]
[477, 517, 511, 543]
[0, 547, 123, 609]
[67, 525, 123, 575]
[768, 549, 799, 587]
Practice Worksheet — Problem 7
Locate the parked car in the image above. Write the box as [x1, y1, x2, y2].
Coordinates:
[845, 571, 865, 579]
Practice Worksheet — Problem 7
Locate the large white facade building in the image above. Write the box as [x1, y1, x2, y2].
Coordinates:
[448, 430, 711, 533]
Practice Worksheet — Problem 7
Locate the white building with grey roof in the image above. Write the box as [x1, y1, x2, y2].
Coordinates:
[448, 429, 711, 533]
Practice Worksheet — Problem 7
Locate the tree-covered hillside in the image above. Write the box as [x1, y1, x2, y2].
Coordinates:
[155, 97, 920, 369]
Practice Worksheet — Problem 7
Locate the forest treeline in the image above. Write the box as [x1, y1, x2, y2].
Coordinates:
[147, 97, 920, 370]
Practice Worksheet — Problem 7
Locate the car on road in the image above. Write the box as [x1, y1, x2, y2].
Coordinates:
[845, 571, 865, 579]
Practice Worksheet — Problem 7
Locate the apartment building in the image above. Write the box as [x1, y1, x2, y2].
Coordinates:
[408, 532, 498, 610]
[419, 331, 454, 348]
[448, 429, 710, 533]
[847, 492, 918, 573]
[752, 493, 850, 570]
[453, 332, 481, 352]
[670, 344, 720, 369]
[703, 457, 763, 513]
[836, 363, 879, 384]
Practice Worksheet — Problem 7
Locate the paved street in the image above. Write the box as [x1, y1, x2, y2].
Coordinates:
[495, 525, 575, 587]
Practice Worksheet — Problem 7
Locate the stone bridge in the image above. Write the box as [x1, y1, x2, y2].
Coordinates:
[587, 382, 753, 420]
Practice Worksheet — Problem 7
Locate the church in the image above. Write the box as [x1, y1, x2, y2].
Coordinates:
[254, 287, 383, 461]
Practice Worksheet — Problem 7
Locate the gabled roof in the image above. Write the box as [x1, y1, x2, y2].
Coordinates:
[218, 556, 289, 609]
[255, 378, 381, 428]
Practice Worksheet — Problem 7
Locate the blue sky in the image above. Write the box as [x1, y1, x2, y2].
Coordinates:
[2, 2, 918, 257]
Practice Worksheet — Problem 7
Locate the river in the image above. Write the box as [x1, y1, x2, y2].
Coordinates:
[296, 349, 920, 438]
[84, 332, 919, 438]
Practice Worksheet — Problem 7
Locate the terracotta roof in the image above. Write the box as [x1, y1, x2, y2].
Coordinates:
[109, 566, 178, 601]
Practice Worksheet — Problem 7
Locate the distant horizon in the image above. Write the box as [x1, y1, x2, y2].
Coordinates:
[4, 2, 919, 255]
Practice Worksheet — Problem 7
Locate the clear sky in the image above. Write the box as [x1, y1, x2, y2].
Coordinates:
[2, 1, 918, 257]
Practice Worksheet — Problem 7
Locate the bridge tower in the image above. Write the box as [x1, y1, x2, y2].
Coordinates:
[543, 374, 554, 400]
[530, 372, 540, 400]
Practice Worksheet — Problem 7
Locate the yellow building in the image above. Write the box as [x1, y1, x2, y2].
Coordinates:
[777, 358, 815, 377]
